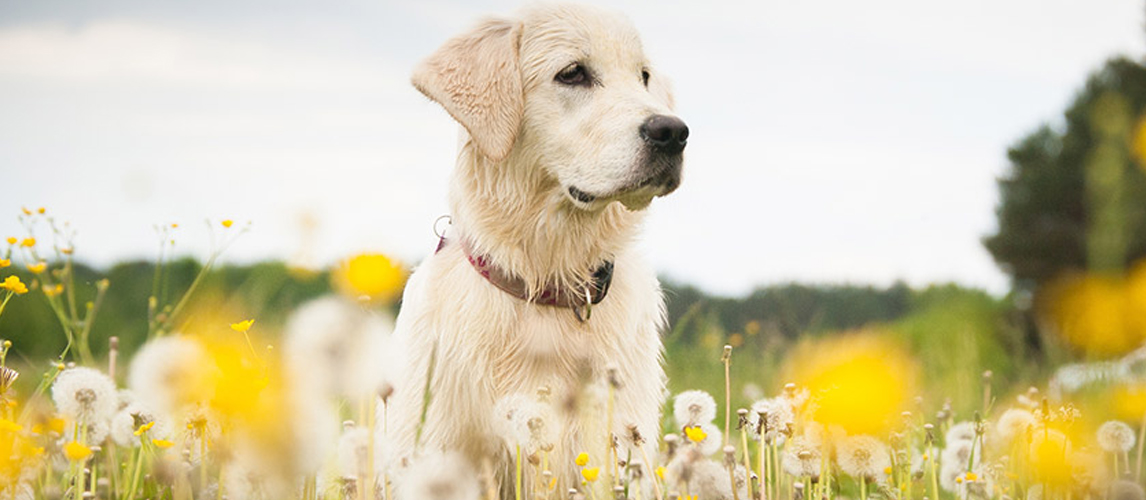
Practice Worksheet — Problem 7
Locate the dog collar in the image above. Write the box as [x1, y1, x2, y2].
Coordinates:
[436, 236, 614, 321]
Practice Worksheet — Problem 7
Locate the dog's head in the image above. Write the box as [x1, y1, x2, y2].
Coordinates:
[413, 3, 686, 211]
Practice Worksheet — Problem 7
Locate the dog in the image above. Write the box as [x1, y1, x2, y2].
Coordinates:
[386, 3, 687, 495]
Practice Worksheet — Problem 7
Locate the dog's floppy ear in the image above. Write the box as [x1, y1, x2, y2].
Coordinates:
[413, 18, 523, 162]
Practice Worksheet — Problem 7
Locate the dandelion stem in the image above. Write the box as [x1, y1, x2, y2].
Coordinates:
[722, 345, 732, 448]
[638, 444, 664, 500]
[1136, 411, 1146, 481]
[515, 444, 523, 500]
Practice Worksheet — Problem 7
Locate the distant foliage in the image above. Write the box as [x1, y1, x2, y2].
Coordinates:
[984, 57, 1146, 292]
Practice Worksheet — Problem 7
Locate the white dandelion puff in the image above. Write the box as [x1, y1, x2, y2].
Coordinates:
[394, 452, 480, 500]
[1111, 480, 1146, 500]
[491, 393, 556, 453]
[995, 409, 1036, 445]
[781, 435, 822, 479]
[51, 367, 117, 426]
[1097, 420, 1136, 453]
[835, 435, 891, 480]
[945, 421, 977, 445]
[749, 397, 794, 443]
[673, 390, 717, 428]
[283, 296, 397, 399]
[940, 440, 976, 471]
[128, 335, 214, 416]
[110, 402, 168, 448]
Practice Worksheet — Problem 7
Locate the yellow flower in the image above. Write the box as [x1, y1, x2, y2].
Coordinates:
[964, 472, 978, 482]
[0, 419, 22, 433]
[63, 441, 92, 461]
[1, 276, 28, 295]
[0, 259, 7, 268]
[37, 207, 44, 215]
[5, 237, 15, 245]
[43, 284, 63, 298]
[20, 207, 30, 216]
[655, 466, 666, 480]
[134, 421, 156, 436]
[26, 262, 46, 274]
[684, 425, 707, 443]
[885, 466, 893, 475]
[785, 332, 916, 436]
[222, 219, 234, 228]
[230, 319, 255, 333]
[581, 467, 600, 482]
[575, 452, 589, 466]
[151, 438, 174, 449]
[20, 238, 34, 248]
[48, 417, 66, 434]
[334, 253, 406, 304]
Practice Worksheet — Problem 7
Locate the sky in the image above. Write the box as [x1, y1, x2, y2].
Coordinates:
[0, 0, 1142, 297]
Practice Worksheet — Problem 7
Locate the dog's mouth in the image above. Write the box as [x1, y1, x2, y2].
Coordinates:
[567, 186, 598, 204]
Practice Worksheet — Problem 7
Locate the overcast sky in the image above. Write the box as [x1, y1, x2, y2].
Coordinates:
[1, 0, 1142, 296]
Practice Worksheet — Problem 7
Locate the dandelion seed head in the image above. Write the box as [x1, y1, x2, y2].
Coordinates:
[781, 435, 822, 479]
[995, 409, 1036, 445]
[1097, 420, 1136, 453]
[945, 421, 977, 445]
[336, 426, 380, 479]
[492, 393, 555, 452]
[128, 336, 213, 416]
[835, 435, 892, 480]
[1110, 480, 1146, 500]
[940, 439, 976, 470]
[684, 422, 722, 456]
[283, 296, 396, 399]
[749, 397, 794, 442]
[673, 390, 717, 427]
[110, 403, 166, 448]
[395, 452, 480, 500]
[51, 367, 116, 426]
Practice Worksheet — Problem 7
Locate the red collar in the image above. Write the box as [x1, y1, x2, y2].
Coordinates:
[436, 236, 614, 321]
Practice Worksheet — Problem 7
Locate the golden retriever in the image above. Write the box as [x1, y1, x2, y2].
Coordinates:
[386, 3, 687, 496]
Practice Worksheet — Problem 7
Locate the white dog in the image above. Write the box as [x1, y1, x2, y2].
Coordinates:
[387, 3, 687, 495]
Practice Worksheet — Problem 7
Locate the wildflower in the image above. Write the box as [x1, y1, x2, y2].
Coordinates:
[781, 435, 822, 478]
[394, 452, 480, 500]
[0, 366, 17, 395]
[787, 333, 916, 435]
[20, 238, 33, 247]
[0, 259, 8, 268]
[51, 367, 117, 425]
[26, 262, 45, 274]
[334, 253, 406, 304]
[37, 207, 44, 214]
[222, 219, 234, 228]
[231, 319, 255, 333]
[63, 441, 92, 461]
[575, 452, 589, 466]
[673, 390, 717, 427]
[0, 276, 27, 295]
[4, 237, 14, 245]
[995, 408, 1036, 445]
[110, 403, 165, 448]
[684, 425, 707, 443]
[151, 438, 174, 449]
[0, 419, 21, 433]
[1028, 429, 1072, 486]
[1097, 420, 1136, 453]
[836, 435, 892, 480]
[656, 465, 666, 480]
[582, 467, 600, 482]
[42, 284, 63, 297]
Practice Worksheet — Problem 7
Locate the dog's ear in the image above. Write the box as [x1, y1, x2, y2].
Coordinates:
[412, 19, 523, 163]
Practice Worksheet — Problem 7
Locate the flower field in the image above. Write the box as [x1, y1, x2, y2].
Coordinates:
[0, 208, 1144, 500]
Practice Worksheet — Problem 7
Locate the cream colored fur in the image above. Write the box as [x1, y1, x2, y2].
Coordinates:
[387, 4, 682, 496]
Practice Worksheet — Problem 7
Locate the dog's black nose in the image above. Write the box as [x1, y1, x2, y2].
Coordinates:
[640, 115, 688, 155]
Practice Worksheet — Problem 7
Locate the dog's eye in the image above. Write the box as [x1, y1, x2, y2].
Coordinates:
[556, 63, 589, 86]
[641, 69, 650, 87]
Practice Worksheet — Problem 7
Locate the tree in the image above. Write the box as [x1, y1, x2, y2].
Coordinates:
[984, 57, 1146, 294]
